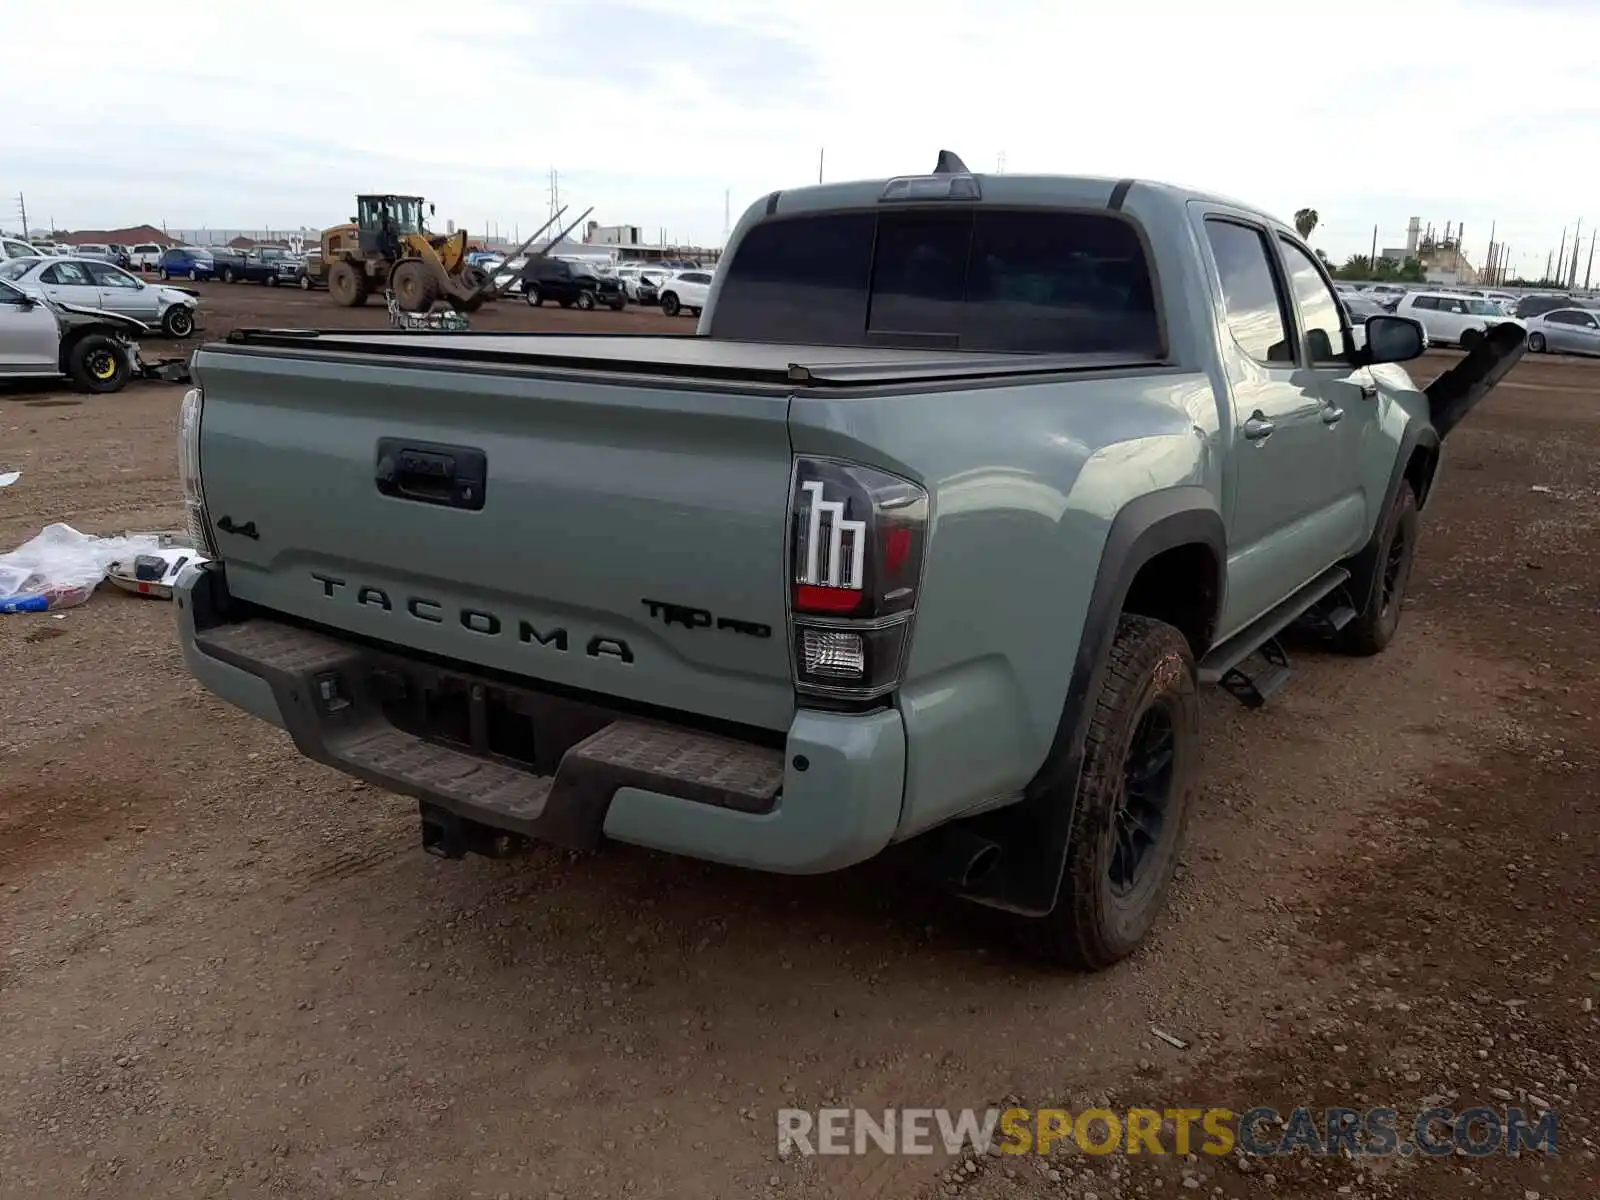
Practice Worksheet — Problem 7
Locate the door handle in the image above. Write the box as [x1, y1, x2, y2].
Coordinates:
[1242, 414, 1276, 441]
[375, 438, 487, 510]
[1322, 405, 1345, 425]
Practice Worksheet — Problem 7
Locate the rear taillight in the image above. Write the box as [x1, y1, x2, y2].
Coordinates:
[177, 385, 219, 559]
[788, 457, 929, 701]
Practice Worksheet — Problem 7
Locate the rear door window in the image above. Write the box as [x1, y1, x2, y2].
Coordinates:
[710, 207, 1160, 355]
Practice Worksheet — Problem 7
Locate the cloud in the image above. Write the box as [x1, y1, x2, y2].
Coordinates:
[0, 0, 1594, 273]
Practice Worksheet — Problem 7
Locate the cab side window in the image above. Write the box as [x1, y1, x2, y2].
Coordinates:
[1277, 237, 1349, 364]
[1204, 219, 1294, 365]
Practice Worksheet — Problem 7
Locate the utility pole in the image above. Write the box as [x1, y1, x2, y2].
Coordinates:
[818, 148, 824, 184]
[1370, 224, 1378, 273]
[1586, 234, 1596, 291]
[547, 168, 560, 236]
[1556, 226, 1567, 285]
[14, 192, 27, 237]
[1545, 250, 1553, 284]
[1571, 218, 1584, 289]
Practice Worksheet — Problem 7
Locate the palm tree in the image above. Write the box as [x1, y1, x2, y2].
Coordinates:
[1293, 208, 1319, 240]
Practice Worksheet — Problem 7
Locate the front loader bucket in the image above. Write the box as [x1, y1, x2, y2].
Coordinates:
[437, 263, 492, 311]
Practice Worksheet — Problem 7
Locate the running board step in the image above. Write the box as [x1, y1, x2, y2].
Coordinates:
[1218, 638, 1292, 709]
[1297, 603, 1357, 638]
[1198, 566, 1350, 704]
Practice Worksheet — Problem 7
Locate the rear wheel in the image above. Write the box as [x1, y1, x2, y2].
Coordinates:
[1459, 327, 1482, 351]
[575, 291, 596, 311]
[1030, 615, 1200, 969]
[328, 261, 368, 307]
[390, 261, 436, 312]
[157, 268, 170, 280]
[524, 285, 542, 307]
[1334, 484, 1419, 657]
[1528, 331, 1546, 353]
[299, 275, 312, 291]
[265, 275, 278, 287]
[661, 292, 680, 317]
[65, 333, 132, 394]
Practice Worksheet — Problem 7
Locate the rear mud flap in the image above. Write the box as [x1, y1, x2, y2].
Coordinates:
[1424, 322, 1527, 439]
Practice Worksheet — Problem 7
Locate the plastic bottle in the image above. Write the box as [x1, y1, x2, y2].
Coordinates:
[0, 593, 50, 613]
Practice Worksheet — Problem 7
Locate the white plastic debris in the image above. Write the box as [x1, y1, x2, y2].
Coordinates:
[0, 523, 172, 612]
[0, 471, 19, 488]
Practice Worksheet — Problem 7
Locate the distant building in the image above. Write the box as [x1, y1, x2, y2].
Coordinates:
[585, 221, 643, 246]
[59, 224, 178, 248]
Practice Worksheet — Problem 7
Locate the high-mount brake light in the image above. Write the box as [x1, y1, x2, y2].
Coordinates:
[879, 174, 982, 203]
[787, 457, 929, 701]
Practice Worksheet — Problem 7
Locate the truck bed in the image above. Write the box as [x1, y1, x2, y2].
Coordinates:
[219, 329, 1166, 389]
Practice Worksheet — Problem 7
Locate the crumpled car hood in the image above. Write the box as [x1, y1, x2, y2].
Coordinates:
[53, 301, 151, 336]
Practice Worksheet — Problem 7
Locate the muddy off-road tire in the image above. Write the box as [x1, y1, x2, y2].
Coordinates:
[65, 333, 131, 394]
[390, 261, 436, 313]
[328, 261, 368, 308]
[1032, 614, 1200, 970]
[1335, 483, 1419, 657]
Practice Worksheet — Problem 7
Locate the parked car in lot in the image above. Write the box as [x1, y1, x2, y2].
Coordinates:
[520, 256, 626, 310]
[1393, 291, 1521, 349]
[0, 274, 146, 393]
[1341, 294, 1391, 323]
[615, 264, 669, 303]
[210, 246, 304, 286]
[157, 246, 216, 281]
[1512, 293, 1573, 320]
[73, 243, 134, 270]
[0, 256, 199, 338]
[1522, 307, 1600, 356]
[129, 243, 165, 271]
[658, 269, 713, 317]
[2, 237, 38, 261]
[175, 161, 1525, 969]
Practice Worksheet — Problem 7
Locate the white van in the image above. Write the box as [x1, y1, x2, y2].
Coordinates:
[1395, 291, 1522, 349]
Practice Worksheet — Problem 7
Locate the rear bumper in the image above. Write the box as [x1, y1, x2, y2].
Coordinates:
[175, 563, 905, 874]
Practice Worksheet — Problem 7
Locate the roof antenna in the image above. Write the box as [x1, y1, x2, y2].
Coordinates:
[933, 150, 969, 175]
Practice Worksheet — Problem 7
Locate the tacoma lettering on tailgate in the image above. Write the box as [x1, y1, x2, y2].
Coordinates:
[309, 572, 635, 662]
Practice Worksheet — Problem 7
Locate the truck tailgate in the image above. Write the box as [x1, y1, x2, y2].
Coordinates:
[193, 349, 796, 731]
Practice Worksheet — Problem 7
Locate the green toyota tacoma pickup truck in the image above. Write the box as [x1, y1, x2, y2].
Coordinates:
[174, 153, 1524, 969]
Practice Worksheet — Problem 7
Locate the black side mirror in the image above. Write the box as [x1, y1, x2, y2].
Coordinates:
[1360, 315, 1427, 365]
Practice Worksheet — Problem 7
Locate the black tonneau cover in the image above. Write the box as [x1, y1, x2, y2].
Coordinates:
[216, 328, 1168, 389]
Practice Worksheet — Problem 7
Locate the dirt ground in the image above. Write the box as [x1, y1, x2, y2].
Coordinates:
[0, 283, 1595, 1200]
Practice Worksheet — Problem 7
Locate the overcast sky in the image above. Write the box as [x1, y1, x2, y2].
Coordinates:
[3, 0, 1597, 279]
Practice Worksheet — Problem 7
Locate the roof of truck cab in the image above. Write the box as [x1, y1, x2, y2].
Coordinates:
[757, 173, 1286, 229]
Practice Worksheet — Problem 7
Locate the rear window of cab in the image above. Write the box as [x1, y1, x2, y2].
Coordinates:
[709, 208, 1161, 356]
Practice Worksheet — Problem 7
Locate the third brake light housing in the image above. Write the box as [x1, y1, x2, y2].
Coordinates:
[787, 457, 929, 702]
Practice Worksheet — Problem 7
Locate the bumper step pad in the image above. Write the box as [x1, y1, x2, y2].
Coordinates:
[194, 618, 784, 849]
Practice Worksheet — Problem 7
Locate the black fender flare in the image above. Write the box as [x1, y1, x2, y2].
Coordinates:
[955, 486, 1225, 917]
[1344, 422, 1440, 605]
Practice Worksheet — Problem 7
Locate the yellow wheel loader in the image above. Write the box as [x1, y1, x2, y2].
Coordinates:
[312, 196, 591, 314]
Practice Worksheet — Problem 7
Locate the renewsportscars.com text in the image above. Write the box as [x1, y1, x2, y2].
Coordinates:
[777, 1106, 1558, 1158]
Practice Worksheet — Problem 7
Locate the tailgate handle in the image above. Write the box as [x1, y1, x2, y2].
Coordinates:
[375, 439, 487, 511]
